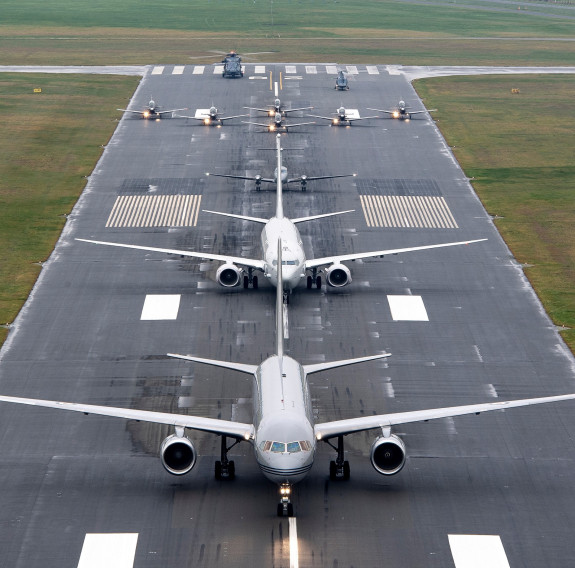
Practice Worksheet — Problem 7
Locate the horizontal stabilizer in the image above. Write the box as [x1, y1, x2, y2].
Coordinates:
[168, 353, 258, 375]
[303, 352, 391, 375]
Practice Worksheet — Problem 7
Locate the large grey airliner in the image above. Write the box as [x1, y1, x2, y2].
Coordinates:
[1, 239, 574, 516]
[77, 135, 486, 298]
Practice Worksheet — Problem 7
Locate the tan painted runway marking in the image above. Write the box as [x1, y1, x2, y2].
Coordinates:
[360, 195, 458, 228]
[106, 195, 202, 228]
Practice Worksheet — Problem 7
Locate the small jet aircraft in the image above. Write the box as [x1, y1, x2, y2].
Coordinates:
[367, 100, 436, 120]
[242, 112, 315, 132]
[117, 98, 186, 120]
[1, 242, 574, 516]
[77, 135, 486, 296]
[175, 106, 249, 126]
[308, 106, 379, 126]
[206, 167, 356, 192]
[244, 98, 313, 117]
[334, 70, 349, 90]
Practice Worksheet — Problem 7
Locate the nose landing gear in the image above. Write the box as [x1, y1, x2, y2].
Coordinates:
[277, 482, 294, 517]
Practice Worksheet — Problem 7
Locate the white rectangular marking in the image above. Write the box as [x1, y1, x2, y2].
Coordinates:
[195, 108, 210, 118]
[449, 535, 510, 568]
[346, 65, 358, 74]
[172, 65, 185, 75]
[366, 65, 380, 75]
[151, 66, 164, 75]
[77, 533, 138, 568]
[254, 65, 266, 73]
[193, 65, 205, 74]
[325, 65, 338, 74]
[387, 295, 429, 321]
[305, 65, 317, 74]
[345, 108, 360, 119]
[387, 65, 401, 75]
[214, 65, 224, 74]
[289, 518, 299, 568]
[141, 294, 181, 321]
[285, 65, 297, 74]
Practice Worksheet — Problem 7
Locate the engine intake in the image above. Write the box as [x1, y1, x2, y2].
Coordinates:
[160, 434, 196, 475]
[370, 434, 406, 476]
[325, 263, 351, 288]
[216, 263, 243, 287]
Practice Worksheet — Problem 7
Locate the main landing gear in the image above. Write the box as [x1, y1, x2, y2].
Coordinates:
[326, 435, 350, 480]
[277, 483, 294, 517]
[243, 268, 259, 290]
[215, 436, 240, 480]
[306, 269, 322, 290]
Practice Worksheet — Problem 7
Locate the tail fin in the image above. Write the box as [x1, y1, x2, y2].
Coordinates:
[275, 134, 284, 219]
[276, 238, 284, 358]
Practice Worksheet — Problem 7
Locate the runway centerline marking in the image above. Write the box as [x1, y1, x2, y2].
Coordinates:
[387, 295, 429, 321]
[77, 533, 138, 568]
[141, 295, 181, 321]
[289, 517, 299, 568]
[448, 535, 510, 568]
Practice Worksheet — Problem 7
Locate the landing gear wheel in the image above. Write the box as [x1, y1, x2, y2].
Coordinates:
[277, 503, 284, 517]
[253, 276, 258, 289]
[316, 276, 322, 289]
[287, 503, 294, 517]
[329, 460, 337, 481]
[228, 460, 236, 480]
[343, 461, 350, 480]
[215, 461, 222, 480]
[243, 275, 249, 289]
[307, 275, 313, 289]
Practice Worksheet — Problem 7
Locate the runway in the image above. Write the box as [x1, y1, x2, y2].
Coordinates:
[0, 63, 574, 567]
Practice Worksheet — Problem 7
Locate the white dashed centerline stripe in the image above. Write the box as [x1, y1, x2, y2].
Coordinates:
[141, 295, 181, 321]
[448, 535, 511, 568]
[289, 517, 299, 568]
[77, 533, 138, 568]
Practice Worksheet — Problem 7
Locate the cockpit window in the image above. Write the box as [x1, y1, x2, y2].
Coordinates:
[287, 442, 301, 453]
[272, 260, 297, 266]
[260, 440, 312, 453]
[271, 441, 286, 453]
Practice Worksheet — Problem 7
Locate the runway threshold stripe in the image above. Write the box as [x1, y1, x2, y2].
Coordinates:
[387, 295, 429, 321]
[77, 533, 138, 568]
[326, 65, 338, 74]
[289, 518, 299, 568]
[448, 535, 510, 568]
[193, 65, 205, 74]
[105, 195, 202, 227]
[359, 195, 458, 228]
[366, 66, 379, 74]
[172, 65, 185, 74]
[306, 65, 317, 74]
[151, 66, 164, 75]
[141, 295, 181, 320]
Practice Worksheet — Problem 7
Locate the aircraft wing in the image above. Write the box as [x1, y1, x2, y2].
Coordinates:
[366, 108, 396, 116]
[282, 106, 314, 114]
[314, 393, 575, 440]
[243, 106, 272, 114]
[284, 121, 316, 129]
[305, 238, 487, 270]
[346, 115, 380, 122]
[218, 114, 250, 121]
[241, 120, 276, 129]
[307, 114, 335, 121]
[206, 173, 275, 184]
[156, 108, 186, 115]
[75, 238, 265, 271]
[286, 173, 356, 184]
[174, 114, 210, 121]
[117, 109, 146, 115]
[0, 395, 254, 440]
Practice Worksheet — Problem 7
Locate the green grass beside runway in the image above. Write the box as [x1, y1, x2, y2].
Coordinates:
[415, 74, 575, 351]
[0, 73, 140, 344]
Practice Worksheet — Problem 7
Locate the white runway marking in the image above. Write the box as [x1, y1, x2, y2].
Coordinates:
[141, 295, 181, 321]
[346, 65, 359, 74]
[305, 65, 317, 74]
[193, 65, 205, 74]
[345, 108, 360, 119]
[448, 535, 510, 568]
[151, 66, 164, 75]
[289, 517, 299, 568]
[77, 533, 138, 568]
[285, 65, 297, 74]
[366, 65, 380, 75]
[283, 304, 289, 339]
[387, 295, 429, 321]
[214, 65, 224, 74]
[386, 65, 402, 75]
[172, 65, 185, 75]
[325, 65, 338, 74]
[255, 65, 266, 73]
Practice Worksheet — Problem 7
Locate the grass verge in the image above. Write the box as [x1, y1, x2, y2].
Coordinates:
[0, 73, 140, 344]
[415, 74, 575, 352]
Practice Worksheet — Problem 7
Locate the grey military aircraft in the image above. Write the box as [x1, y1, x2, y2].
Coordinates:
[76, 135, 486, 298]
[244, 98, 313, 117]
[242, 112, 315, 132]
[367, 100, 436, 120]
[309, 106, 379, 126]
[1, 242, 574, 516]
[335, 70, 349, 90]
[117, 98, 185, 120]
[176, 105, 249, 126]
[206, 166, 356, 191]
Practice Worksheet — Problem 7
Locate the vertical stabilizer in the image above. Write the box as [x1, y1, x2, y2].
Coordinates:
[275, 134, 284, 219]
[276, 238, 284, 358]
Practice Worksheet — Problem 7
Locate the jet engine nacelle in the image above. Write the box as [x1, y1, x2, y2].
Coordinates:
[216, 263, 243, 287]
[160, 434, 197, 475]
[370, 434, 406, 476]
[325, 263, 352, 288]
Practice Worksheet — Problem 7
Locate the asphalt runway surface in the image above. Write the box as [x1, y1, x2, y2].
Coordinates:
[1, 63, 575, 567]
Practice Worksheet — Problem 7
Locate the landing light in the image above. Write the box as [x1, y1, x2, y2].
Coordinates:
[204, 118, 210, 125]
[393, 111, 400, 119]
[333, 119, 339, 125]
[143, 111, 150, 118]
[280, 486, 291, 495]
